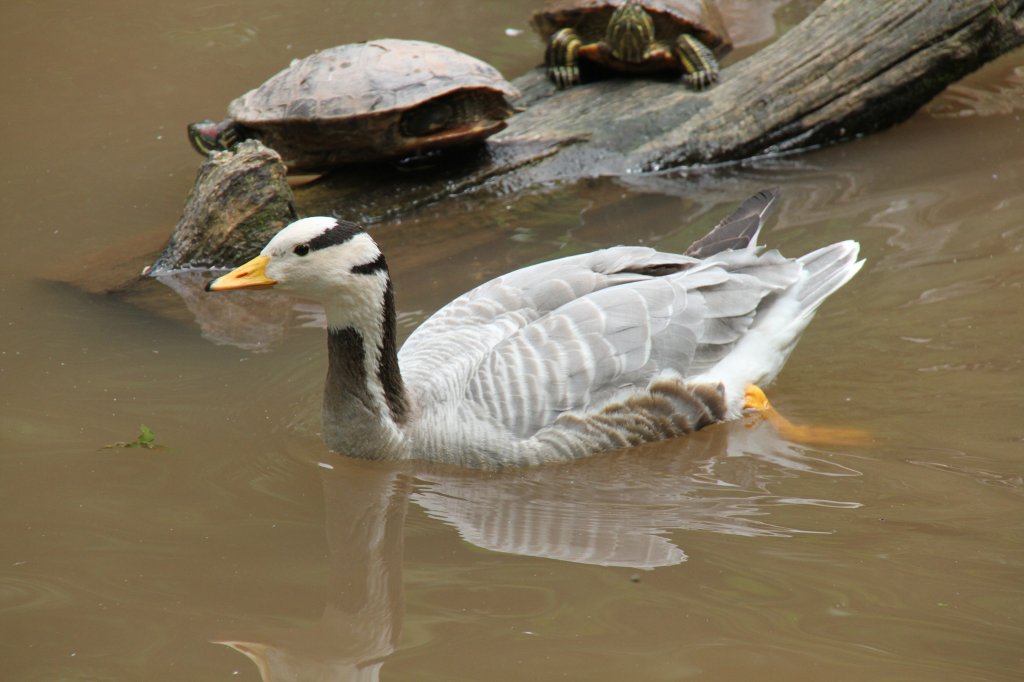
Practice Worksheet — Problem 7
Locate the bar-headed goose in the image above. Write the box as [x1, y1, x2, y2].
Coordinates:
[207, 190, 862, 468]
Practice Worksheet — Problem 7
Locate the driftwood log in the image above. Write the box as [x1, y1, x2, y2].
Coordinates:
[147, 0, 1024, 272]
[304, 0, 1024, 216]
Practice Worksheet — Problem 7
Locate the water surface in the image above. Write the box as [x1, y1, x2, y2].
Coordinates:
[2, 1, 1022, 680]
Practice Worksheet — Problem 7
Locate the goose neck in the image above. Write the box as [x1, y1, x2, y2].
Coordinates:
[321, 277, 409, 459]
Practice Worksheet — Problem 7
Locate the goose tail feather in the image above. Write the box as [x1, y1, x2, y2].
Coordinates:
[794, 240, 864, 322]
[685, 188, 779, 258]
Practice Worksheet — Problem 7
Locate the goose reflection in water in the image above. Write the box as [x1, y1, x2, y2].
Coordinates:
[211, 415, 860, 681]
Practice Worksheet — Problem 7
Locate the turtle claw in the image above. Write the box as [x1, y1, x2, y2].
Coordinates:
[681, 69, 717, 90]
[552, 64, 581, 89]
[546, 28, 583, 88]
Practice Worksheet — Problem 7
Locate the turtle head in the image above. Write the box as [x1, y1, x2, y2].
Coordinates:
[187, 119, 240, 156]
[605, 0, 655, 63]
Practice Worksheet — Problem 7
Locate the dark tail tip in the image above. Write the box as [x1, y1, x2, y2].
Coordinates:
[684, 188, 779, 258]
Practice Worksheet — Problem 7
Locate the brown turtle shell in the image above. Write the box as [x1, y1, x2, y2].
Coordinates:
[226, 39, 519, 170]
[531, 0, 731, 56]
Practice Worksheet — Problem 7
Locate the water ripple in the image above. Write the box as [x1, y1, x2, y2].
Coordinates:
[0, 572, 73, 613]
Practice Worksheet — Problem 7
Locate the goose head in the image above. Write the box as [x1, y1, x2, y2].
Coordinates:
[207, 217, 409, 457]
[206, 217, 390, 331]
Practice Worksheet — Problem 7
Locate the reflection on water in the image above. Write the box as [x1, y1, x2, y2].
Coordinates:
[214, 464, 408, 682]
[214, 417, 864, 681]
[413, 419, 860, 569]
[156, 270, 302, 352]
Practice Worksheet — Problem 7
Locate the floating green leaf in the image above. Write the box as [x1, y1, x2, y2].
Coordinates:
[103, 424, 166, 451]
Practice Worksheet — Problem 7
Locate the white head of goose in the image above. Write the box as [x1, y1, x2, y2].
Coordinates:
[207, 189, 863, 468]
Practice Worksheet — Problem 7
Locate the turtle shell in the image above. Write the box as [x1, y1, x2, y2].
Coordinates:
[531, 0, 731, 55]
[226, 39, 519, 170]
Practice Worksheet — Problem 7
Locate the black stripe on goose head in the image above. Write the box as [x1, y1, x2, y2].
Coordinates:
[305, 219, 388, 275]
[307, 219, 366, 253]
[352, 253, 388, 275]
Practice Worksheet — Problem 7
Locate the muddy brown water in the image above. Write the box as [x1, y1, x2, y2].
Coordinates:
[2, 1, 1023, 680]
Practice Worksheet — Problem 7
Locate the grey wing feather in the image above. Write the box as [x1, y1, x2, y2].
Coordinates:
[399, 245, 801, 441]
[398, 246, 692, 388]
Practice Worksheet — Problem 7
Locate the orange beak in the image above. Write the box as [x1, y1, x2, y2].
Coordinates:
[205, 254, 277, 291]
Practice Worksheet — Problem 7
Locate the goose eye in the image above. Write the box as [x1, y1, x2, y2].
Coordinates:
[293, 244, 310, 257]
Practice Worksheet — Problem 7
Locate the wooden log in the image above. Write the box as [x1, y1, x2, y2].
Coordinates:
[302, 0, 1024, 222]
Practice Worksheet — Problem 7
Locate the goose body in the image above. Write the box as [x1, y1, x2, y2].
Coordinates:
[208, 190, 863, 468]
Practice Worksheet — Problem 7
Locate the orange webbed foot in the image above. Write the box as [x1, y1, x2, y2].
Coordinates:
[742, 384, 870, 446]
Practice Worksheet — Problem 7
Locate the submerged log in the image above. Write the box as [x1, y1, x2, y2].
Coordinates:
[146, 0, 1023, 271]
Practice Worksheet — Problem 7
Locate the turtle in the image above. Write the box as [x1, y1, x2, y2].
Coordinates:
[187, 39, 520, 173]
[530, 0, 732, 89]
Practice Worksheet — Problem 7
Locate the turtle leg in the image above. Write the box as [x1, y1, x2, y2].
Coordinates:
[674, 34, 720, 90]
[546, 28, 583, 88]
